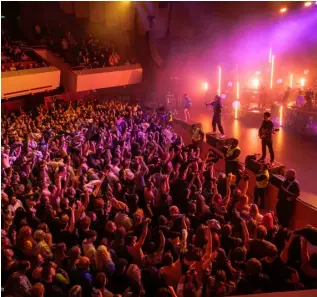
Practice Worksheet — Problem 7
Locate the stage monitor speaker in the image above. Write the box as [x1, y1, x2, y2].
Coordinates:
[245, 155, 260, 173]
[206, 133, 234, 150]
[270, 174, 284, 188]
[245, 155, 286, 176]
[174, 118, 202, 134]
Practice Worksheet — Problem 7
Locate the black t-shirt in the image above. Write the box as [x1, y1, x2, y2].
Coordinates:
[213, 100, 223, 115]
[278, 179, 300, 201]
[108, 272, 130, 294]
[259, 120, 274, 140]
[43, 282, 66, 297]
[260, 257, 285, 290]
[248, 239, 273, 260]
[211, 248, 229, 273]
[236, 274, 272, 295]
[57, 229, 79, 249]
[221, 235, 243, 256]
[170, 178, 189, 211]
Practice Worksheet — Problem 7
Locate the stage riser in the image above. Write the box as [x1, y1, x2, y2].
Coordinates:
[173, 117, 202, 134]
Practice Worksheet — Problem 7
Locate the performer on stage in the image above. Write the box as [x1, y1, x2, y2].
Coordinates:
[207, 95, 225, 138]
[258, 112, 275, 167]
[183, 94, 192, 122]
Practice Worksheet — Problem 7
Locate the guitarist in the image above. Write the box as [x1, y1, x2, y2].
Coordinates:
[258, 112, 275, 167]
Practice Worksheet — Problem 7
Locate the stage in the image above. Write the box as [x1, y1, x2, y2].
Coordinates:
[180, 107, 317, 209]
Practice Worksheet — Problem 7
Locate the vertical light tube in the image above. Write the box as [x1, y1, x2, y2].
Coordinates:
[269, 47, 272, 63]
[234, 103, 238, 119]
[290, 73, 293, 88]
[270, 55, 275, 89]
[236, 81, 240, 100]
[218, 66, 221, 96]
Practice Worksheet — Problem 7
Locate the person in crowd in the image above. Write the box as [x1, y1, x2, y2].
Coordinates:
[254, 163, 269, 209]
[225, 138, 241, 180]
[276, 169, 300, 228]
[1, 98, 316, 297]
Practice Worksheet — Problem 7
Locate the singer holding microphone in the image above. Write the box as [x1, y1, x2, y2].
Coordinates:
[206, 95, 226, 139]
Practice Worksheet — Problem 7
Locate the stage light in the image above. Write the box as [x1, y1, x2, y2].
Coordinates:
[232, 100, 240, 119]
[236, 81, 240, 100]
[304, 2, 312, 7]
[290, 73, 293, 88]
[202, 81, 208, 91]
[270, 55, 275, 89]
[304, 69, 309, 75]
[218, 66, 222, 96]
[280, 7, 287, 13]
[252, 78, 260, 89]
[277, 78, 283, 84]
[279, 106, 283, 127]
[300, 78, 305, 87]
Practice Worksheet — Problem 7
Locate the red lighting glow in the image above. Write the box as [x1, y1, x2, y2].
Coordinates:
[252, 78, 260, 89]
[280, 7, 287, 13]
[289, 73, 293, 88]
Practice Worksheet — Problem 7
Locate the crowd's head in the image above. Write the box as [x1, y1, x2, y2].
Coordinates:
[1, 97, 317, 297]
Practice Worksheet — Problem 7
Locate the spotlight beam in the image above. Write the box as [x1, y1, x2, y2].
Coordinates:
[270, 55, 275, 89]
[218, 66, 221, 96]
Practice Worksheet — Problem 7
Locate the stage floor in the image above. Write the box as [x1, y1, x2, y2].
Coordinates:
[183, 108, 317, 208]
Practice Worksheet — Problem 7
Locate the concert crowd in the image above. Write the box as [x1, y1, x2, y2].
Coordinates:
[1, 98, 317, 297]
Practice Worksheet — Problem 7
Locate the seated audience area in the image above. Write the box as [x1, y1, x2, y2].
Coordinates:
[1, 29, 48, 72]
[31, 23, 136, 69]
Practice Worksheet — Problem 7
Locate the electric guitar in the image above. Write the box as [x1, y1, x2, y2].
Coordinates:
[259, 128, 279, 139]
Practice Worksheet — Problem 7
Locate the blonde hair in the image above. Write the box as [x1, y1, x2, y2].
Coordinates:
[126, 264, 141, 282]
[96, 245, 112, 271]
[249, 204, 260, 217]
